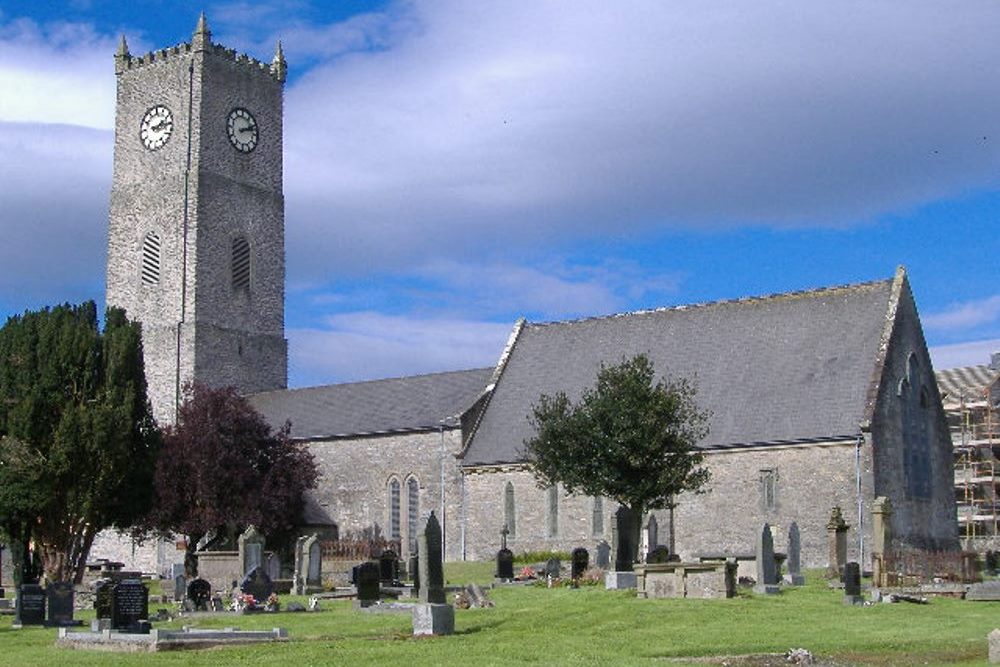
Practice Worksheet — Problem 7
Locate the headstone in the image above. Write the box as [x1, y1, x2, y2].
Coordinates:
[614, 506, 638, 572]
[379, 549, 399, 584]
[871, 497, 892, 586]
[496, 548, 514, 580]
[545, 557, 561, 579]
[409, 554, 420, 594]
[595, 540, 611, 569]
[827, 506, 849, 579]
[647, 546, 672, 564]
[571, 548, 589, 579]
[355, 561, 380, 607]
[843, 561, 863, 605]
[170, 562, 185, 580]
[239, 565, 274, 604]
[784, 522, 805, 586]
[293, 535, 309, 595]
[418, 512, 446, 604]
[642, 515, 659, 562]
[753, 523, 780, 594]
[412, 511, 454, 636]
[238, 525, 265, 576]
[94, 578, 114, 619]
[173, 574, 186, 602]
[187, 578, 211, 610]
[266, 552, 281, 582]
[307, 536, 322, 587]
[15, 583, 46, 627]
[111, 579, 149, 632]
[989, 628, 1000, 664]
[46, 581, 77, 627]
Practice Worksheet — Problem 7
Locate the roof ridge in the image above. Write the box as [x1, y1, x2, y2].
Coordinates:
[249, 366, 493, 398]
[525, 275, 896, 329]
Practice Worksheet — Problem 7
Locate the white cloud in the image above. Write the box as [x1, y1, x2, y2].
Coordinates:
[929, 339, 1000, 371]
[924, 295, 1000, 331]
[288, 312, 510, 386]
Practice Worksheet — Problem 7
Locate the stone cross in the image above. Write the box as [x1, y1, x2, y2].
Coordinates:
[238, 525, 265, 576]
[418, 511, 446, 604]
[826, 506, 850, 579]
[784, 522, 805, 586]
[754, 523, 779, 594]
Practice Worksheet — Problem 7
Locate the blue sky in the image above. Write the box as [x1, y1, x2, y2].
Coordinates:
[1, 1, 998, 387]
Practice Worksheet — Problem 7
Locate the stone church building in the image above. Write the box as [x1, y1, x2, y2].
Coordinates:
[90, 18, 957, 573]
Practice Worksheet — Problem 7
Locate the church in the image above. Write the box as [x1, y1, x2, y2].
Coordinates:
[95, 18, 957, 574]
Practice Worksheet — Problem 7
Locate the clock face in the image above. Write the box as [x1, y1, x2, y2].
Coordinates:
[227, 108, 259, 153]
[140, 105, 173, 150]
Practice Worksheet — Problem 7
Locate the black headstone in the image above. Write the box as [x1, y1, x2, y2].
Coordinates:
[356, 560, 380, 603]
[110, 579, 149, 632]
[545, 557, 561, 579]
[16, 583, 46, 626]
[239, 565, 274, 604]
[595, 540, 611, 569]
[496, 548, 514, 580]
[187, 578, 211, 610]
[94, 578, 113, 619]
[614, 507, 638, 571]
[409, 554, 420, 594]
[571, 548, 590, 579]
[378, 549, 399, 583]
[46, 581, 76, 626]
[843, 562, 862, 597]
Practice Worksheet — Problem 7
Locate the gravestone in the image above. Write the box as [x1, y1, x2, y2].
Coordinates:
[239, 565, 274, 604]
[111, 579, 149, 632]
[871, 497, 893, 586]
[989, 629, 1000, 664]
[238, 525, 265, 576]
[187, 578, 211, 610]
[409, 554, 420, 594]
[595, 540, 611, 569]
[413, 511, 454, 635]
[647, 546, 672, 564]
[355, 561, 380, 608]
[545, 557, 561, 579]
[15, 583, 46, 627]
[265, 552, 281, 582]
[571, 548, 589, 579]
[94, 578, 114, 619]
[307, 536, 322, 588]
[784, 522, 805, 586]
[173, 574, 186, 602]
[379, 549, 399, 584]
[753, 523, 780, 594]
[46, 581, 77, 627]
[614, 506, 638, 572]
[642, 515, 659, 562]
[843, 561, 863, 605]
[827, 506, 849, 579]
[293, 535, 309, 595]
[170, 562, 185, 580]
[496, 549, 514, 580]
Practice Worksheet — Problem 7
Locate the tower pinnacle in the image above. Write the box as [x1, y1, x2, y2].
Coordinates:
[192, 12, 211, 51]
[114, 34, 131, 74]
[271, 41, 287, 83]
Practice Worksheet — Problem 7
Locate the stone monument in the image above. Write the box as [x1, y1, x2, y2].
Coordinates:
[843, 561, 863, 605]
[496, 525, 514, 580]
[784, 522, 805, 586]
[827, 506, 849, 579]
[238, 525, 265, 577]
[412, 511, 454, 636]
[871, 496, 892, 587]
[753, 523, 780, 594]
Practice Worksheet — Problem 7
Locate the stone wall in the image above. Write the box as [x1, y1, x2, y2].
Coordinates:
[305, 428, 466, 561]
[88, 531, 183, 577]
[461, 440, 866, 568]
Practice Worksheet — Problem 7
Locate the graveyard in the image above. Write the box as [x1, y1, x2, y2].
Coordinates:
[2, 566, 999, 666]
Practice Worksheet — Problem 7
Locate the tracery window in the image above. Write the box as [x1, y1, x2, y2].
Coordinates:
[232, 236, 251, 292]
[141, 232, 161, 285]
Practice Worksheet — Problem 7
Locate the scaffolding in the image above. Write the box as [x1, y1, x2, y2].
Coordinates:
[951, 386, 999, 540]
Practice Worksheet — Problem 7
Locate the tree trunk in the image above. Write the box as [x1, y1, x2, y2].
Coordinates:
[185, 532, 204, 578]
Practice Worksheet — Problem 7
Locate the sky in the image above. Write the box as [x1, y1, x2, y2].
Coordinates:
[0, 1, 998, 388]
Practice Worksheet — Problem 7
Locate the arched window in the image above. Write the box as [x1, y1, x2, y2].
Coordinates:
[232, 236, 251, 292]
[592, 496, 604, 536]
[899, 352, 931, 498]
[388, 478, 401, 541]
[504, 482, 516, 537]
[141, 232, 161, 285]
[406, 477, 419, 552]
[547, 485, 559, 538]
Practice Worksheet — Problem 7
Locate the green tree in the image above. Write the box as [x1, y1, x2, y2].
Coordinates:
[524, 353, 710, 567]
[0, 302, 159, 585]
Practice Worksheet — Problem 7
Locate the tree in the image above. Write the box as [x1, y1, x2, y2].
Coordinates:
[0, 303, 160, 585]
[146, 384, 318, 575]
[524, 353, 710, 566]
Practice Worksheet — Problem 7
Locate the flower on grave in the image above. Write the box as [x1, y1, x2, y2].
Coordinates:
[230, 592, 257, 611]
[516, 566, 535, 580]
[266, 593, 279, 607]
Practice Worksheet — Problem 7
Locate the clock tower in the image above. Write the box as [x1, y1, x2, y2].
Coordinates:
[106, 15, 288, 425]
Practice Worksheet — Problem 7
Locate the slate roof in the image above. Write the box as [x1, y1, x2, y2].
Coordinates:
[935, 364, 999, 407]
[462, 276, 900, 466]
[248, 368, 492, 440]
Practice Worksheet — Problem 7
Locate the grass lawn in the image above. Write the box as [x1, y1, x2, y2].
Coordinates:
[2, 568, 998, 666]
